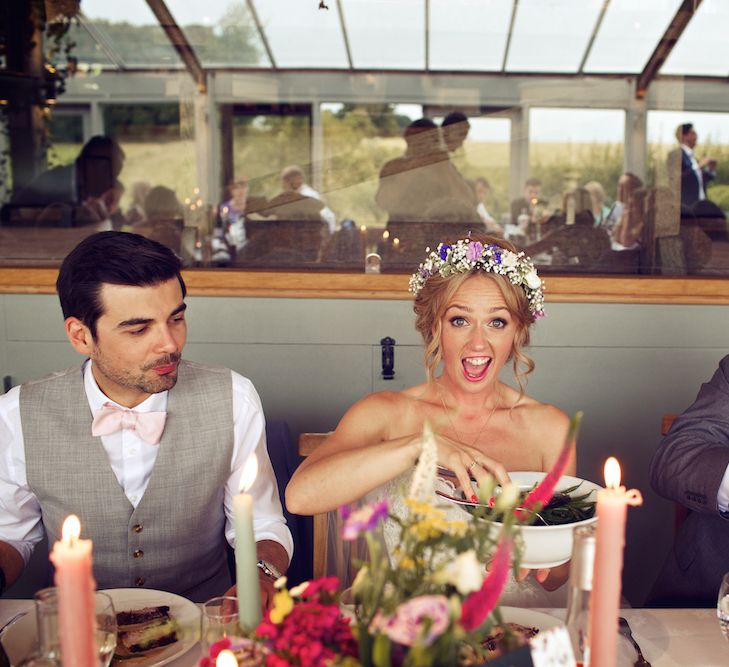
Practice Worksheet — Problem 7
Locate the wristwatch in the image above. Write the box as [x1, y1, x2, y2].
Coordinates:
[257, 559, 283, 581]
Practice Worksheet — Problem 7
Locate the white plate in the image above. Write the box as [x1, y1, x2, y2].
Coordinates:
[1, 588, 200, 667]
[498, 606, 563, 633]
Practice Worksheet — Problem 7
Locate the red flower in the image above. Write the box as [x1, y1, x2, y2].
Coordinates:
[460, 536, 513, 631]
[517, 412, 582, 520]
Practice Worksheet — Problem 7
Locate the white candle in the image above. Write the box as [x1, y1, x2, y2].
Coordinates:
[234, 453, 261, 630]
[49, 515, 97, 667]
[588, 458, 642, 667]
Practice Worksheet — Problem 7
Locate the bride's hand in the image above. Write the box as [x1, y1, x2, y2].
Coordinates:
[435, 433, 509, 502]
[517, 562, 570, 591]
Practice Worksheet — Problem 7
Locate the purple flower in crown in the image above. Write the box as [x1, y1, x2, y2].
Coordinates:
[341, 499, 389, 540]
[439, 244, 451, 260]
[465, 241, 483, 262]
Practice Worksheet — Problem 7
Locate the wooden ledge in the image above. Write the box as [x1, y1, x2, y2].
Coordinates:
[2, 267, 729, 305]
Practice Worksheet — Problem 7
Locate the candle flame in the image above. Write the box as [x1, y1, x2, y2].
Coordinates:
[239, 453, 258, 493]
[360, 224, 367, 233]
[62, 514, 81, 543]
[393, 237, 400, 246]
[216, 649, 238, 667]
[604, 456, 621, 489]
[382, 230, 390, 240]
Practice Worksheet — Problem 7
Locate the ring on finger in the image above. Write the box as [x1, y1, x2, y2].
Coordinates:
[468, 460, 478, 470]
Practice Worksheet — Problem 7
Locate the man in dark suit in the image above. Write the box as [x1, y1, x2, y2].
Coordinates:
[649, 355, 729, 606]
[667, 123, 717, 210]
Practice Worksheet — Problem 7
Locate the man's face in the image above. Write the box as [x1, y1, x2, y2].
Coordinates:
[69, 278, 187, 408]
[683, 128, 698, 149]
[525, 184, 541, 202]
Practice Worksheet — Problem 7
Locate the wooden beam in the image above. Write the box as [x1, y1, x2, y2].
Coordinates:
[636, 0, 702, 99]
[145, 0, 207, 92]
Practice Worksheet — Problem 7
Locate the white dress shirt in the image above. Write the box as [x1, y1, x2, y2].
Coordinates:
[681, 144, 706, 201]
[0, 361, 293, 565]
[298, 183, 337, 233]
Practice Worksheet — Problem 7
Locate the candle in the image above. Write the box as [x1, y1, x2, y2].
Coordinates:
[234, 453, 261, 631]
[216, 649, 239, 666]
[49, 514, 97, 667]
[382, 229, 390, 240]
[588, 457, 642, 667]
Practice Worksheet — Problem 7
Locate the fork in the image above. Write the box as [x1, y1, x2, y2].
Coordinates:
[618, 616, 651, 667]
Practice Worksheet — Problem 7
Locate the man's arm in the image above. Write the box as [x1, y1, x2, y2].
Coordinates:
[0, 541, 24, 593]
[650, 355, 729, 515]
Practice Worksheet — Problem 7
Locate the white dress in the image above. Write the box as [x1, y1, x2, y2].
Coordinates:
[365, 473, 568, 608]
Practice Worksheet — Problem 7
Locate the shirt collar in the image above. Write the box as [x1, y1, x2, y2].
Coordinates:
[681, 144, 695, 157]
[83, 359, 168, 414]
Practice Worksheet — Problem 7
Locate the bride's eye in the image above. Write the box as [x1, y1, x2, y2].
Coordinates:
[490, 318, 508, 329]
[449, 316, 468, 327]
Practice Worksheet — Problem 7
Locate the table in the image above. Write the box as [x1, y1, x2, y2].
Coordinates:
[1, 600, 727, 666]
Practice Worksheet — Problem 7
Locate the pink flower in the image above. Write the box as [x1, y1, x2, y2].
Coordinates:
[466, 241, 484, 261]
[460, 536, 513, 631]
[371, 595, 451, 647]
[517, 412, 582, 521]
[341, 499, 389, 540]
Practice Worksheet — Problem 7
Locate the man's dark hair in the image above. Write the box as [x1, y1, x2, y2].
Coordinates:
[442, 111, 469, 128]
[525, 177, 542, 188]
[676, 123, 694, 142]
[56, 231, 186, 338]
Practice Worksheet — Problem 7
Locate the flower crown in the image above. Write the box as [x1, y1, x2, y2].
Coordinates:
[409, 238, 545, 319]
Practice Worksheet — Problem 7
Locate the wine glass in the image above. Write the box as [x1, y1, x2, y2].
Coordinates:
[201, 596, 241, 652]
[94, 592, 117, 667]
[717, 571, 729, 640]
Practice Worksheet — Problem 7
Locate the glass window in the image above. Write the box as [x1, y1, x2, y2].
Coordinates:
[506, 0, 603, 73]
[429, 0, 511, 71]
[584, 0, 682, 74]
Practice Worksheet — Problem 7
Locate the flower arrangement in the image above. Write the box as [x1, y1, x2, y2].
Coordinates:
[409, 238, 545, 320]
[202, 417, 580, 667]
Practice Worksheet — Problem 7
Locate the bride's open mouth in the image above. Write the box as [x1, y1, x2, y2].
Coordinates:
[462, 356, 491, 382]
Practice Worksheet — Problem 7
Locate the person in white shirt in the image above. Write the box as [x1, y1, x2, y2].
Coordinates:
[667, 123, 717, 210]
[0, 231, 292, 603]
[281, 165, 337, 232]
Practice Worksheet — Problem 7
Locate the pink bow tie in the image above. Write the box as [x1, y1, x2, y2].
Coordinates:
[92, 402, 167, 445]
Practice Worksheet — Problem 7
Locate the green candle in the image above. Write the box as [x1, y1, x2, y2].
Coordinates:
[234, 454, 261, 630]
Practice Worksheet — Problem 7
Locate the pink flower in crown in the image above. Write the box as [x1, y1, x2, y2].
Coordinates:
[371, 595, 451, 647]
[466, 241, 484, 262]
[341, 499, 389, 540]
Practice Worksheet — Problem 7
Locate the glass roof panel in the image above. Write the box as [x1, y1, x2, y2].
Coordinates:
[251, 0, 348, 68]
[47, 21, 115, 69]
[506, 0, 603, 73]
[78, 0, 182, 67]
[584, 0, 681, 74]
[661, 0, 729, 77]
[166, 1, 268, 67]
[429, 0, 512, 71]
[343, 0, 425, 70]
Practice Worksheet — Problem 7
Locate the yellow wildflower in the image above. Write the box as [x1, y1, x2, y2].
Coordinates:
[269, 589, 294, 624]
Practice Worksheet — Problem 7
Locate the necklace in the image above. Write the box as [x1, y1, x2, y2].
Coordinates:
[437, 384, 500, 448]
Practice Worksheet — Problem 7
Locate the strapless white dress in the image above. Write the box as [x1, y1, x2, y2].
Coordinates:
[365, 473, 568, 609]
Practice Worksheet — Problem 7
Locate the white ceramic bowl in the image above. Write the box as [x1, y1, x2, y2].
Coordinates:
[505, 471, 601, 569]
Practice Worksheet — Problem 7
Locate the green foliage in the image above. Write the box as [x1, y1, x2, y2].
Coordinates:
[707, 184, 729, 212]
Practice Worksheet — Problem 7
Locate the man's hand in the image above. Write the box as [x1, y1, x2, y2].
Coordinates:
[223, 570, 277, 616]
[517, 561, 570, 592]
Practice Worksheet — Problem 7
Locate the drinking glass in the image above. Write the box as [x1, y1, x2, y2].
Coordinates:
[16, 587, 61, 666]
[201, 596, 241, 651]
[717, 571, 729, 640]
[94, 592, 117, 667]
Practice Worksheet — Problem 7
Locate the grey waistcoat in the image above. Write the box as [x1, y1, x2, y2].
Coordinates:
[22, 360, 234, 602]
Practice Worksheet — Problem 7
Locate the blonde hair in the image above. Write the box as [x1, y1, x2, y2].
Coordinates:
[413, 234, 535, 393]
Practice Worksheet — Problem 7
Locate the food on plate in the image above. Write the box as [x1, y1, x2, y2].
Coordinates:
[482, 621, 539, 655]
[113, 605, 178, 662]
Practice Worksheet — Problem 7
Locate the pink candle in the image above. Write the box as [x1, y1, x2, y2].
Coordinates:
[588, 458, 642, 667]
[49, 514, 97, 667]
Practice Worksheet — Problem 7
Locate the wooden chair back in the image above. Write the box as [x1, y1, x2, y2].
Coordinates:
[661, 413, 690, 535]
[297, 432, 333, 579]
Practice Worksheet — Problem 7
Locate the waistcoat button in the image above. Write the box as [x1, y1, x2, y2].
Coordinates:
[135, 577, 145, 586]
[133, 524, 143, 533]
[133, 549, 144, 559]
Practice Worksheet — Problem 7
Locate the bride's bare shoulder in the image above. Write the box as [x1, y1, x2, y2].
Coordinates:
[506, 389, 569, 433]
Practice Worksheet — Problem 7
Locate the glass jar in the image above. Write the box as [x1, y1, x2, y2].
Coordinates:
[17, 587, 61, 666]
[565, 524, 596, 667]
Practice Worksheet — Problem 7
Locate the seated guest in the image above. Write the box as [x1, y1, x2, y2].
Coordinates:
[126, 180, 151, 225]
[649, 355, 729, 606]
[375, 118, 477, 223]
[0, 232, 292, 603]
[584, 181, 611, 227]
[607, 173, 645, 251]
[510, 178, 548, 226]
[131, 185, 187, 257]
[219, 175, 250, 253]
[281, 165, 337, 233]
[474, 176, 503, 237]
[287, 235, 573, 606]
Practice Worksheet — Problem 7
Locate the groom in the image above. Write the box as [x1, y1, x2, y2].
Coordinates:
[0, 231, 292, 603]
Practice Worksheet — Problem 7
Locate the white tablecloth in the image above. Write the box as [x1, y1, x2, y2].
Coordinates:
[1, 600, 727, 666]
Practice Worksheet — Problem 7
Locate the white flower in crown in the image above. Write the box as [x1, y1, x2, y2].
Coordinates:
[409, 238, 545, 320]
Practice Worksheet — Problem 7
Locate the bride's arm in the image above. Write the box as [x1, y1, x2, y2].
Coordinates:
[285, 393, 422, 515]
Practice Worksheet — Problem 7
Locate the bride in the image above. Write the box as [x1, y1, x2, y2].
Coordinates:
[286, 234, 574, 603]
